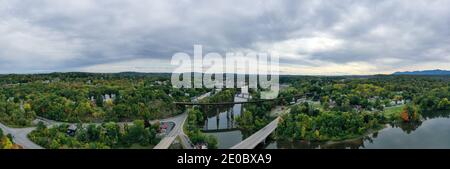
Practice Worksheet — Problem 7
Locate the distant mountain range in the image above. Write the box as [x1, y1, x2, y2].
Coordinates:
[393, 69, 450, 75]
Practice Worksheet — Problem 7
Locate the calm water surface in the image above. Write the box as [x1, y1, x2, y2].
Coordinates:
[203, 95, 450, 149]
[203, 96, 248, 149]
[266, 116, 450, 149]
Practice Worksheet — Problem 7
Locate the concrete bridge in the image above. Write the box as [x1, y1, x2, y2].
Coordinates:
[230, 104, 294, 149]
[157, 92, 304, 149]
[230, 116, 281, 149]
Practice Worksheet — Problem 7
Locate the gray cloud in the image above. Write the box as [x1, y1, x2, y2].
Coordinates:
[0, 0, 449, 74]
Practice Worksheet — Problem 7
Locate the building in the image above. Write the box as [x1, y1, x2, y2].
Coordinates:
[67, 124, 78, 136]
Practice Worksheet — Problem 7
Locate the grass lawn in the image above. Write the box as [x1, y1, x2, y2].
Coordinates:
[310, 101, 325, 111]
[381, 105, 403, 121]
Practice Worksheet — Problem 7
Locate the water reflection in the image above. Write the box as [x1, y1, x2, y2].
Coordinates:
[390, 121, 422, 134]
[206, 130, 244, 149]
[266, 111, 450, 149]
[203, 96, 248, 149]
[421, 110, 450, 119]
[202, 97, 247, 131]
[265, 134, 373, 149]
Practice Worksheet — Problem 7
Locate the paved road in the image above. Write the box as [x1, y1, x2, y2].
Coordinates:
[36, 116, 137, 127]
[1, 113, 188, 149]
[231, 99, 398, 149]
[0, 123, 43, 149]
[35, 112, 191, 150]
[153, 112, 189, 149]
[0, 91, 212, 149]
[230, 104, 292, 149]
[0, 116, 127, 149]
[230, 117, 280, 149]
[153, 91, 216, 149]
[178, 134, 194, 149]
[175, 113, 194, 149]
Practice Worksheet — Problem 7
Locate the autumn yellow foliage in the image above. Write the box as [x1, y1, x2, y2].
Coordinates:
[0, 136, 22, 149]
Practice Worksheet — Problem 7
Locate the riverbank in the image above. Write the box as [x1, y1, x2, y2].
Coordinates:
[319, 124, 387, 148]
[271, 103, 408, 148]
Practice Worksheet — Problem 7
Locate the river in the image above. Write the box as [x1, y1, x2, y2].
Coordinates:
[201, 95, 450, 149]
[203, 96, 248, 149]
[265, 112, 450, 149]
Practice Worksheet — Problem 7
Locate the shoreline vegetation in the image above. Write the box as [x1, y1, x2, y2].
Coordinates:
[271, 75, 448, 147]
[185, 108, 218, 149]
[271, 105, 417, 147]
[183, 89, 238, 149]
[0, 73, 449, 149]
[274, 100, 422, 143]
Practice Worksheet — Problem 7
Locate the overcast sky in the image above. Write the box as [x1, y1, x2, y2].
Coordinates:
[0, 0, 449, 75]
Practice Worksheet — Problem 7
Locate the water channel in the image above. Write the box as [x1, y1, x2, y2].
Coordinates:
[197, 93, 450, 149]
[203, 96, 249, 149]
[265, 111, 450, 149]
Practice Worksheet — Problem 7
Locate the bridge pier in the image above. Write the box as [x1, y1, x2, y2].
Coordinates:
[227, 110, 231, 128]
[231, 108, 234, 118]
[205, 118, 208, 129]
[216, 108, 220, 130]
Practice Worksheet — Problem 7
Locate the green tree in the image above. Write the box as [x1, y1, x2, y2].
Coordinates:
[127, 120, 146, 144]
[104, 122, 120, 146]
[207, 135, 218, 149]
[438, 98, 450, 110]
[36, 121, 47, 131]
[86, 124, 100, 142]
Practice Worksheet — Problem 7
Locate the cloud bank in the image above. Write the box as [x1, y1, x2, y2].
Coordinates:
[0, 0, 449, 75]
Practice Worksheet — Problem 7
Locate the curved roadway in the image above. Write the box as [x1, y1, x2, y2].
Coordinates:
[0, 91, 208, 149]
[0, 123, 43, 149]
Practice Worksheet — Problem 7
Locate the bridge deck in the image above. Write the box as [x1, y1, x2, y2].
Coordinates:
[153, 136, 177, 149]
[230, 117, 280, 149]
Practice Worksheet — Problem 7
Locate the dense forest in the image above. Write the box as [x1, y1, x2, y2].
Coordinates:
[235, 91, 276, 134]
[0, 72, 209, 126]
[1, 73, 449, 148]
[28, 120, 160, 149]
[276, 75, 450, 142]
